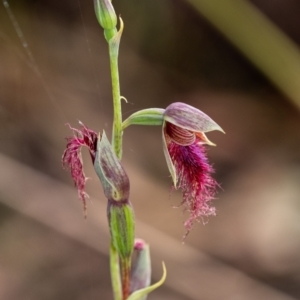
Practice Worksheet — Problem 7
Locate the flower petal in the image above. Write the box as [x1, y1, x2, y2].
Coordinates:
[164, 102, 224, 133]
[165, 122, 195, 146]
[162, 123, 177, 188]
[168, 138, 217, 237]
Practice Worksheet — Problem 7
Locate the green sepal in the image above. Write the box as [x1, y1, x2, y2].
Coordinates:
[108, 200, 135, 260]
[127, 262, 167, 300]
[108, 17, 124, 53]
[94, 131, 129, 201]
[122, 108, 165, 130]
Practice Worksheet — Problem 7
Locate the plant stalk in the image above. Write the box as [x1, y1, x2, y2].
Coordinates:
[109, 40, 123, 159]
[121, 258, 131, 300]
[110, 243, 122, 300]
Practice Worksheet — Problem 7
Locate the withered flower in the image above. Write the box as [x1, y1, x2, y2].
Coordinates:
[62, 122, 98, 213]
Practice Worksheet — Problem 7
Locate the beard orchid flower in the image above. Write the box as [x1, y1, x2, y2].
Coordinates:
[123, 102, 224, 236]
[163, 103, 224, 235]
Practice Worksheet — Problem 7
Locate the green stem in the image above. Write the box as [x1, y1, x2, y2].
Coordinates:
[121, 257, 131, 300]
[105, 20, 127, 299]
[110, 243, 122, 300]
[109, 38, 123, 159]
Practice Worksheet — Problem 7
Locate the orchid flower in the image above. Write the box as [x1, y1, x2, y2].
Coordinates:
[123, 102, 224, 236]
[163, 102, 224, 236]
[62, 0, 224, 297]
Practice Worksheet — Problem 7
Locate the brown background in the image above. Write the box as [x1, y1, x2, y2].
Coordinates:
[0, 0, 300, 299]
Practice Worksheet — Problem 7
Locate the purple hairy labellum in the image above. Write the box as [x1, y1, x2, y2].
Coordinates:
[62, 122, 98, 215]
[166, 127, 217, 234]
[163, 102, 224, 238]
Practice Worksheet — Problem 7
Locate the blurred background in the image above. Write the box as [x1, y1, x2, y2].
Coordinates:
[1, 0, 300, 299]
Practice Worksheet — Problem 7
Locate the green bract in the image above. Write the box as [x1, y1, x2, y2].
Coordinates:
[109, 17, 124, 57]
[108, 200, 135, 260]
[94, 131, 134, 261]
[94, 131, 129, 201]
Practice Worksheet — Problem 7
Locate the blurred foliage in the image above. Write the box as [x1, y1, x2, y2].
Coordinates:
[115, 0, 267, 90]
[184, 0, 300, 110]
[114, 0, 300, 110]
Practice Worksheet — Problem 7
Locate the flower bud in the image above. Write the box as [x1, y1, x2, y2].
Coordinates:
[94, 0, 117, 30]
[127, 261, 166, 300]
[130, 239, 151, 299]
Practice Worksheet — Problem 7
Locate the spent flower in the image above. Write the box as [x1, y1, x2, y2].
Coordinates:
[63, 124, 134, 260]
[62, 122, 98, 214]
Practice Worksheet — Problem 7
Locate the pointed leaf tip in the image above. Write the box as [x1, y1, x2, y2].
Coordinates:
[127, 262, 167, 300]
[130, 239, 151, 296]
